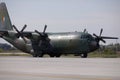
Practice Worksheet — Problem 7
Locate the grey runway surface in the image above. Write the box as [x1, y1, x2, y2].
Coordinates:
[0, 56, 120, 80]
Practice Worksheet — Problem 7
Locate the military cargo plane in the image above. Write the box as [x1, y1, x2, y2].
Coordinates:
[0, 2, 118, 58]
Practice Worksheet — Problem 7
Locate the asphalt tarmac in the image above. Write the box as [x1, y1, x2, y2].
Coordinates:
[0, 56, 120, 80]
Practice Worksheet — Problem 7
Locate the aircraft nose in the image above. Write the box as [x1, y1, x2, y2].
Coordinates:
[90, 41, 99, 51]
[91, 41, 98, 47]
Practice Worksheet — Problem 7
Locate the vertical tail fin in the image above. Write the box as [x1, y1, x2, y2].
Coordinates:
[0, 2, 13, 31]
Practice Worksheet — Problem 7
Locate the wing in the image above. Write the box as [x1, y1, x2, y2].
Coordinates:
[22, 31, 39, 39]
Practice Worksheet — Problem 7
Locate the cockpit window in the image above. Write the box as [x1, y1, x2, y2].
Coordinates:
[81, 34, 93, 40]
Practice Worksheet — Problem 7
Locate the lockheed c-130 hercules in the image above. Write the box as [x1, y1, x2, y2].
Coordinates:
[0, 2, 118, 58]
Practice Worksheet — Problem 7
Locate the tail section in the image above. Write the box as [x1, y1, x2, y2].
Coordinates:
[0, 2, 13, 31]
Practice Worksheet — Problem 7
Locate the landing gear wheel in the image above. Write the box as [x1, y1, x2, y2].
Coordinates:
[32, 51, 43, 57]
[81, 53, 87, 58]
[37, 51, 43, 57]
[49, 54, 55, 57]
[38, 53, 43, 57]
[55, 53, 61, 57]
[32, 54, 38, 57]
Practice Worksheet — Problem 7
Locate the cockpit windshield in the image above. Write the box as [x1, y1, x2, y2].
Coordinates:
[81, 34, 93, 40]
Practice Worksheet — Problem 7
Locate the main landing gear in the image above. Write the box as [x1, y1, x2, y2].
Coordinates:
[32, 53, 43, 57]
[80, 53, 88, 58]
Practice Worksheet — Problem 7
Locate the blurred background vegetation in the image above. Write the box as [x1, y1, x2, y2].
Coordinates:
[88, 43, 120, 58]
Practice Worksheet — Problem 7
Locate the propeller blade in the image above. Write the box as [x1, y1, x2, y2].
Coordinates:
[22, 36, 27, 43]
[13, 25, 21, 38]
[83, 29, 86, 33]
[101, 36, 118, 39]
[13, 25, 20, 33]
[35, 30, 42, 36]
[43, 25, 47, 34]
[21, 24, 27, 32]
[100, 38, 106, 43]
[99, 28, 103, 36]
[93, 33, 99, 38]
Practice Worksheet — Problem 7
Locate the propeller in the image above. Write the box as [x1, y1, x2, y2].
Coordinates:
[93, 28, 107, 43]
[13, 24, 27, 43]
[35, 25, 49, 41]
[35, 24, 48, 38]
[34, 25, 49, 47]
[93, 28, 118, 43]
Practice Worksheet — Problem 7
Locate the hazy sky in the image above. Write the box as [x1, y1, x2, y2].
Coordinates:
[0, 0, 120, 44]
